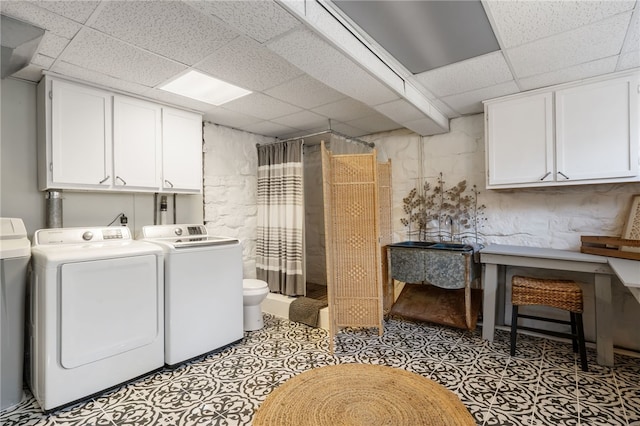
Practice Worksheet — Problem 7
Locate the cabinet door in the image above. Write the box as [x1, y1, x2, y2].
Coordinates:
[486, 92, 554, 187]
[162, 108, 202, 192]
[51, 80, 111, 186]
[113, 96, 161, 190]
[556, 75, 639, 181]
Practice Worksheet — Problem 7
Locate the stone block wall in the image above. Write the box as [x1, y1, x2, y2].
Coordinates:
[367, 114, 640, 250]
[203, 123, 273, 278]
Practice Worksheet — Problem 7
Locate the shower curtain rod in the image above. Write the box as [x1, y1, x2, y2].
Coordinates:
[278, 129, 375, 148]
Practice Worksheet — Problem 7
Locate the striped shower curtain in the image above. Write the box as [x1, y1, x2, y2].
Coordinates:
[256, 140, 305, 296]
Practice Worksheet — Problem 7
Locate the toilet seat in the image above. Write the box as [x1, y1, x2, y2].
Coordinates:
[243, 279, 268, 289]
[243, 279, 268, 295]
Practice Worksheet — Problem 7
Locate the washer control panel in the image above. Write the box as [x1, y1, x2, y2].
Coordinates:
[34, 227, 131, 245]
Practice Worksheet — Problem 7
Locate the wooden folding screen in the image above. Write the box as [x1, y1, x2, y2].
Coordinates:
[321, 142, 383, 352]
[377, 161, 393, 313]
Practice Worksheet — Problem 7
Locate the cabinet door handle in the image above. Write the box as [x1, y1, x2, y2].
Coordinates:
[539, 172, 551, 181]
[164, 179, 174, 188]
[557, 171, 570, 180]
[116, 176, 127, 185]
[99, 175, 110, 184]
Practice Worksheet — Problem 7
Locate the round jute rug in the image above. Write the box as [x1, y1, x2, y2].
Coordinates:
[252, 364, 475, 426]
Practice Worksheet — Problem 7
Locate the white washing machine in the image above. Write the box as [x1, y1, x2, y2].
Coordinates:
[29, 226, 164, 412]
[141, 224, 243, 367]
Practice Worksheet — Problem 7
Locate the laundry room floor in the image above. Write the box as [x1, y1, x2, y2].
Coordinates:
[2, 314, 639, 425]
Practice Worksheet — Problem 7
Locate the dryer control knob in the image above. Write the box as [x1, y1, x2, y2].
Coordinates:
[174, 228, 183, 236]
[82, 231, 93, 241]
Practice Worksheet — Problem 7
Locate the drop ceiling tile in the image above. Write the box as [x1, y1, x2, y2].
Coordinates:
[196, 36, 303, 92]
[29, 0, 100, 24]
[57, 29, 186, 87]
[51, 61, 153, 95]
[312, 98, 378, 122]
[622, 9, 639, 53]
[38, 32, 70, 58]
[519, 57, 619, 91]
[485, 0, 636, 48]
[374, 100, 425, 124]
[0, 1, 82, 38]
[242, 121, 298, 137]
[267, 28, 398, 106]
[616, 51, 640, 71]
[442, 81, 519, 115]
[203, 107, 263, 129]
[90, 1, 238, 66]
[32, 53, 54, 68]
[265, 75, 347, 109]
[506, 12, 632, 78]
[415, 51, 513, 97]
[272, 110, 329, 130]
[222, 93, 302, 120]
[186, 0, 301, 43]
[279, 126, 329, 140]
[347, 113, 402, 134]
[327, 121, 368, 138]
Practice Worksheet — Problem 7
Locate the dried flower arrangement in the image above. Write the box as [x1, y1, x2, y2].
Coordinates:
[401, 172, 486, 243]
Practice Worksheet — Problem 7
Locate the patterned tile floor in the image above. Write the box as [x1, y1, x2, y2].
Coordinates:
[2, 314, 639, 426]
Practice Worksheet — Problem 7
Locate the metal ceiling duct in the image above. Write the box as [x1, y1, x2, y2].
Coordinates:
[1, 14, 44, 79]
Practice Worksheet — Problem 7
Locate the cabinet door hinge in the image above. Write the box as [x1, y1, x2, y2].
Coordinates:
[49, 90, 53, 100]
[49, 162, 53, 172]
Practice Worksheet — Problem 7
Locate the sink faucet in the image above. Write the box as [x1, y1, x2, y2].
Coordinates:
[446, 215, 455, 241]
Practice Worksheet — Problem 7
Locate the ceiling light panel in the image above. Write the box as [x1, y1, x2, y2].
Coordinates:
[159, 70, 252, 106]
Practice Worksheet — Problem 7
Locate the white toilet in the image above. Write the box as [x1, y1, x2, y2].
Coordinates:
[242, 279, 269, 331]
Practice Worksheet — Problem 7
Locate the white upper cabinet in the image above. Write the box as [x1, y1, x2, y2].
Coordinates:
[113, 96, 161, 190]
[486, 92, 554, 186]
[38, 76, 202, 194]
[161, 107, 202, 192]
[556, 75, 638, 182]
[484, 70, 639, 189]
[39, 78, 112, 190]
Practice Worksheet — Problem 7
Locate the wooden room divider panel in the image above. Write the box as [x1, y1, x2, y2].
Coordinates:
[377, 161, 393, 313]
[321, 142, 384, 352]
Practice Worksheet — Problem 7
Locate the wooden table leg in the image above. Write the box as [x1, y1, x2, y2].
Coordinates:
[594, 273, 614, 367]
[482, 263, 498, 342]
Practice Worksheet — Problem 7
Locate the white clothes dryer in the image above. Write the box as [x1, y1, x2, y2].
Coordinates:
[141, 224, 243, 367]
[29, 226, 164, 412]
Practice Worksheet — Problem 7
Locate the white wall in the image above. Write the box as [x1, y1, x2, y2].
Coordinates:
[1, 78, 44, 234]
[366, 114, 640, 351]
[202, 122, 273, 278]
[0, 77, 202, 239]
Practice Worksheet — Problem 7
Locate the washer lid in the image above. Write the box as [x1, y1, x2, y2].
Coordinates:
[141, 224, 238, 249]
[171, 236, 238, 248]
[0, 218, 30, 259]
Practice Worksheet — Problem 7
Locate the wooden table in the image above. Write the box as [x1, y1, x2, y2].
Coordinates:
[481, 245, 618, 366]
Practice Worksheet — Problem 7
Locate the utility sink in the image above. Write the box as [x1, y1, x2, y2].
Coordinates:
[387, 241, 480, 289]
[389, 241, 474, 251]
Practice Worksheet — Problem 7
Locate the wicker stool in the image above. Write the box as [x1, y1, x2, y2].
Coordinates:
[510, 275, 588, 372]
